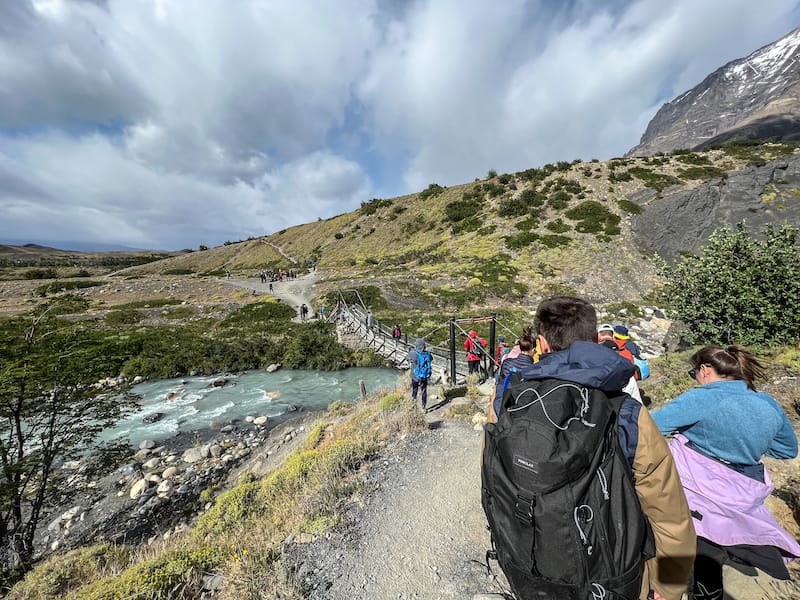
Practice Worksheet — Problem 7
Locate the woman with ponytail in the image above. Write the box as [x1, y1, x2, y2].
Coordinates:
[653, 345, 799, 597]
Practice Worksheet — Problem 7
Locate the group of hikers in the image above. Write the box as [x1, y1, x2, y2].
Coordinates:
[402, 295, 798, 599]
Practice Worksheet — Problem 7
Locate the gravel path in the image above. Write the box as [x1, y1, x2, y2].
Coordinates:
[224, 271, 321, 322]
[289, 417, 509, 599]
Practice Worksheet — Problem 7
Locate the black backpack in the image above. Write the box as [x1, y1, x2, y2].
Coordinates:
[481, 376, 655, 600]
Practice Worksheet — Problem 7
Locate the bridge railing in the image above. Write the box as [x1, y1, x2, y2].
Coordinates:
[332, 290, 471, 382]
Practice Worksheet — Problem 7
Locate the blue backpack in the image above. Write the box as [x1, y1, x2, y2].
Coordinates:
[413, 350, 432, 380]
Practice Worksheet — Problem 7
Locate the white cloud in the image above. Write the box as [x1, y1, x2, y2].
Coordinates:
[0, 0, 798, 249]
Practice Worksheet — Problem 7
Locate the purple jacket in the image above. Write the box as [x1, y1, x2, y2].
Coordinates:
[669, 434, 800, 560]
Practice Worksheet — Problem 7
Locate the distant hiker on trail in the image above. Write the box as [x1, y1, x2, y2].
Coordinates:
[404, 338, 432, 410]
[366, 311, 375, 332]
[652, 345, 799, 599]
[392, 323, 402, 339]
[300, 303, 308, 321]
[464, 330, 486, 375]
[320, 305, 326, 320]
[598, 323, 642, 402]
[483, 296, 695, 600]
[269, 282, 273, 293]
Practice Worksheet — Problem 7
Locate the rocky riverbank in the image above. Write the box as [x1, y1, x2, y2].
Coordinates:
[38, 408, 324, 560]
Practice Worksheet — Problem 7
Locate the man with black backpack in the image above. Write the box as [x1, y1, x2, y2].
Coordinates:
[482, 296, 695, 600]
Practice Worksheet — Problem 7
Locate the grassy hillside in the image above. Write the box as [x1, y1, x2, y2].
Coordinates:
[116, 141, 800, 310]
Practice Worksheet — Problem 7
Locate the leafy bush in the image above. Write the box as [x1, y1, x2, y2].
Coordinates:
[616, 198, 643, 214]
[564, 201, 621, 236]
[221, 301, 296, 328]
[419, 184, 445, 201]
[677, 166, 727, 181]
[163, 268, 194, 275]
[105, 309, 142, 326]
[35, 280, 104, 296]
[658, 223, 800, 346]
[545, 218, 570, 233]
[504, 231, 539, 250]
[360, 197, 393, 215]
[547, 190, 571, 209]
[675, 152, 711, 165]
[627, 167, 682, 191]
[540, 234, 571, 248]
[515, 216, 539, 231]
[21, 268, 58, 280]
[113, 298, 183, 310]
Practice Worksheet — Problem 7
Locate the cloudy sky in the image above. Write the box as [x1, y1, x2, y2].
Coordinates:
[1, 0, 798, 251]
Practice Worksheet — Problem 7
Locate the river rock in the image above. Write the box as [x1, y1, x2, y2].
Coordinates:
[162, 466, 179, 480]
[253, 416, 269, 426]
[156, 480, 173, 497]
[130, 478, 149, 500]
[220, 425, 233, 434]
[210, 445, 222, 458]
[211, 378, 228, 387]
[143, 412, 164, 424]
[139, 439, 156, 450]
[61, 505, 83, 521]
[143, 457, 160, 470]
[265, 363, 281, 373]
[132, 375, 145, 384]
[182, 447, 204, 464]
[245, 416, 255, 423]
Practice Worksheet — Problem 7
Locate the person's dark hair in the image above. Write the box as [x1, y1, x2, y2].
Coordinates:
[534, 296, 597, 352]
[690, 344, 766, 391]
[518, 334, 535, 353]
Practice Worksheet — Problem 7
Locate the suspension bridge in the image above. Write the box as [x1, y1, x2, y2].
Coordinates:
[329, 289, 522, 385]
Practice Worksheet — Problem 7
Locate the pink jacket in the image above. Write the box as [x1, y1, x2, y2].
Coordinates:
[669, 434, 800, 559]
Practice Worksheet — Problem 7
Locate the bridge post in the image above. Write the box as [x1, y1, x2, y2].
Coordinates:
[449, 316, 456, 383]
[489, 312, 497, 377]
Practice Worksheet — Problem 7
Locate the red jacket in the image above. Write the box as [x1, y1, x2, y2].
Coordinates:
[464, 333, 486, 361]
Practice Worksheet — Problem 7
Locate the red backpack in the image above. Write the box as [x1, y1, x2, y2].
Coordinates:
[601, 339, 639, 379]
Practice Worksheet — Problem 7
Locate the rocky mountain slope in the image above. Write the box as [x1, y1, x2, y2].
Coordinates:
[628, 27, 800, 156]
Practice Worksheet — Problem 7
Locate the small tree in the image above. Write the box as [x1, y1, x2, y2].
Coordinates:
[658, 222, 800, 346]
[0, 307, 135, 577]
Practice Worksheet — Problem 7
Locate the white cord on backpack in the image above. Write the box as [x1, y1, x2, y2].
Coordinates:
[591, 582, 607, 600]
[597, 467, 609, 500]
[573, 505, 594, 555]
[509, 383, 597, 430]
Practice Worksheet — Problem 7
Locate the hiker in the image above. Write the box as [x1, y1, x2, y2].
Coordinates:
[483, 296, 695, 600]
[404, 338, 432, 410]
[598, 323, 642, 402]
[320, 305, 326, 320]
[652, 345, 800, 598]
[366, 310, 375, 332]
[464, 330, 486, 375]
[614, 325, 641, 357]
[300, 303, 308, 321]
[492, 332, 535, 395]
[493, 335, 510, 369]
[392, 323, 402, 339]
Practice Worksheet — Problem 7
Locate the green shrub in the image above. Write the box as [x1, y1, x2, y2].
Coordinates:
[545, 218, 570, 233]
[547, 190, 571, 209]
[627, 167, 681, 191]
[359, 198, 392, 215]
[540, 234, 571, 248]
[564, 201, 621, 236]
[21, 268, 58, 280]
[616, 198, 643, 214]
[8, 544, 132, 600]
[675, 152, 711, 165]
[221, 301, 296, 328]
[113, 298, 183, 310]
[105, 309, 142, 325]
[419, 184, 445, 201]
[163, 268, 194, 275]
[658, 223, 800, 346]
[35, 280, 104, 296]
[677, 166, 727, 180]
[444, 195, 482, 224]
[504, 231, 539, 250]
[161, 306, 195, 319]
[515, 216, 539, 231]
